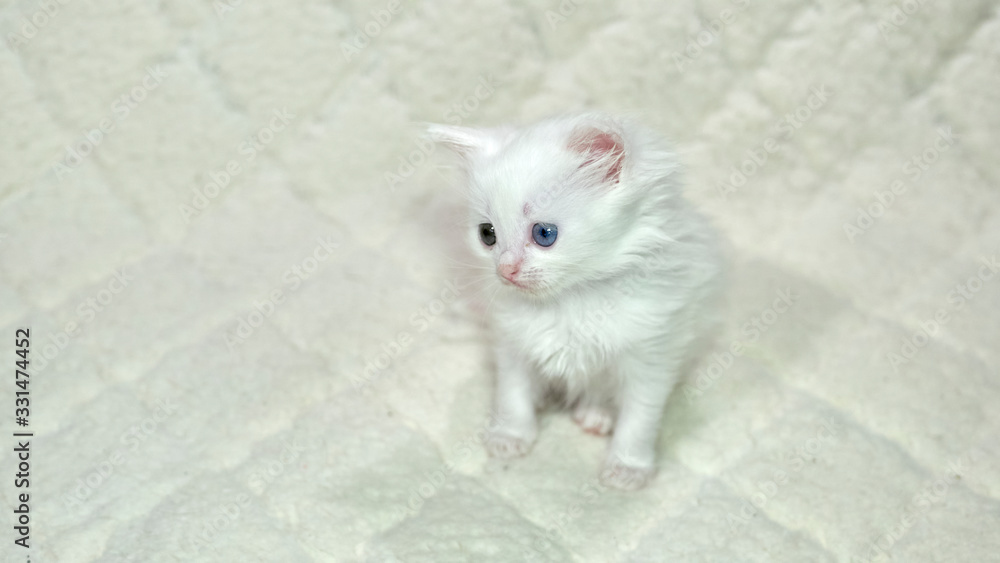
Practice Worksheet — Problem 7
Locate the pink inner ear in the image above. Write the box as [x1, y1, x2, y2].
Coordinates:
[569, 128, 625, 184]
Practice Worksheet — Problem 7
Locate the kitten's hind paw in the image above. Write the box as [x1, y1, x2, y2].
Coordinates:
[485, 431, 534, 459]
[599, 457, 656, 491]
[572, 405, 615, 436]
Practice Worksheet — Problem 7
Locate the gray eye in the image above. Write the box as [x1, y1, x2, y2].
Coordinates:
[479, 223, 496, 246]
[532, 223, 558, 247]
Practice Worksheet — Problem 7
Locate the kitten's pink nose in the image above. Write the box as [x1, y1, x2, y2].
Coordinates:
[498, 262, 521, 281]
[497, 252, 522, 282]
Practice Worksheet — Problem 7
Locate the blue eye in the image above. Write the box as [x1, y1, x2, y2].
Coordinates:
[532, 223, 558, 247]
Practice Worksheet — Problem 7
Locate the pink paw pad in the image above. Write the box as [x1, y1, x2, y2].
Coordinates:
[572, 405, 615, 436]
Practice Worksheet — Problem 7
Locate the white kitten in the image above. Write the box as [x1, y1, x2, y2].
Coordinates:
[428, 113, 723, 490]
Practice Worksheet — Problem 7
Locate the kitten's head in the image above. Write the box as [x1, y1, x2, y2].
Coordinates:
[429, 114, 664, 299]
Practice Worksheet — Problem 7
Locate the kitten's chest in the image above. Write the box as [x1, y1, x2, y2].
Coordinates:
[497, 294, 631, 379]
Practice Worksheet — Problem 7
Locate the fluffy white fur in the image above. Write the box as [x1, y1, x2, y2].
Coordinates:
[428, 113, 723, 490]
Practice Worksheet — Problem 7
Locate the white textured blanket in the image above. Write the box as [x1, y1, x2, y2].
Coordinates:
[2, 1, 998, 561]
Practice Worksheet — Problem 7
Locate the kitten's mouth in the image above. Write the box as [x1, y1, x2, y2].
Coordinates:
[500, 277, 534, 291]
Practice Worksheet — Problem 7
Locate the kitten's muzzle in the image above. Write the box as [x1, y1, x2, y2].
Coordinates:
[497, 252, 527, 287]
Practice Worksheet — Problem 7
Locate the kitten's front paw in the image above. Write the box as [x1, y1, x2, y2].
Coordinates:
[599, 456, 656, 491]
[572, 405, 615, 436]
[485, 431, 534, 459]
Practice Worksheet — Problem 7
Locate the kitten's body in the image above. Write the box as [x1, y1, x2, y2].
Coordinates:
[429, 113, 723, 490]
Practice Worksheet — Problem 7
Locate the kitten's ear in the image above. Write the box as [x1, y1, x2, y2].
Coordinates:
[425, 124, 509, 164]
[568, 123, 627, 185]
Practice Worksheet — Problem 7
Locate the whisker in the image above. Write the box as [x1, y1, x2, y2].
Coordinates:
[484, 283, 503, 318]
